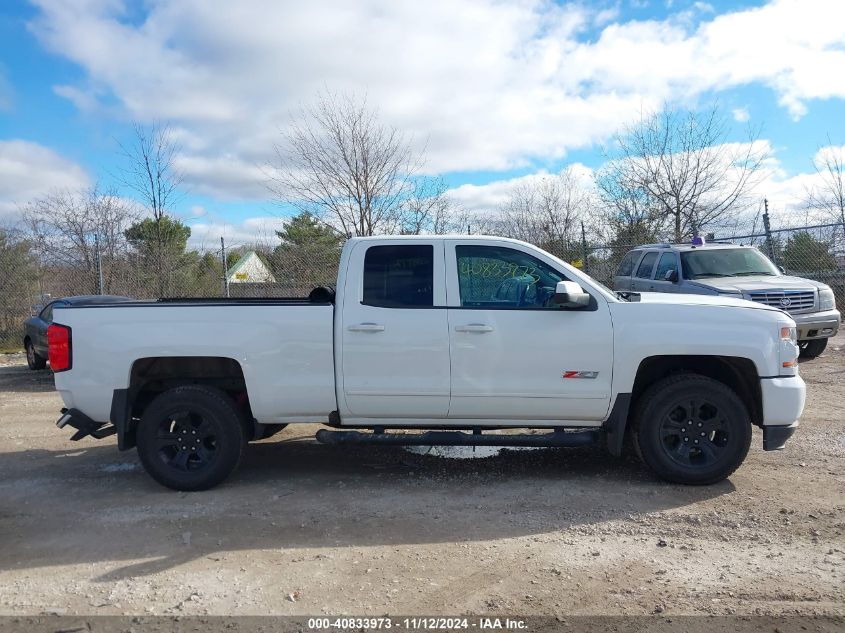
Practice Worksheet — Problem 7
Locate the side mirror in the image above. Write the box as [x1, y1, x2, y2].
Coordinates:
[664, 269, 679, 282]
[553, 281, 590, 308]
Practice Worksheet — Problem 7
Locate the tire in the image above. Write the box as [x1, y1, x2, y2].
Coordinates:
[633, 373, 752, 485]
[25, 339, 47, 370]
[798, 338, 827, 360]
[136, 385, 246, 491]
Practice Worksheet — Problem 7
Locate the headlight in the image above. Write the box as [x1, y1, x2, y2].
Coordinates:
[780, 326, 797, 343]
[780, 325, 798, 373]
[819, 287, 835, 311]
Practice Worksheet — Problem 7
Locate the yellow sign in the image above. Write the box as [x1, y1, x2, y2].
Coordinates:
[235, 272, 249, 280]
[571, 259, 584, 269]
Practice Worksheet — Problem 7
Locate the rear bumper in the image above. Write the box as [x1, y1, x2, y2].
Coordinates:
[56, 408, 116, 441]
[791, 309, 840, 340]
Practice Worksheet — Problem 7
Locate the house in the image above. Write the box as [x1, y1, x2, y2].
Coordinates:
[226, 251, 276, 284]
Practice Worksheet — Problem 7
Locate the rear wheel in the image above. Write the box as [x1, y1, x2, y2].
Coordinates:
[798, 338, 827, 360]
[25, 339, 46, 370]
[633, 374, 752, 485]
[136, 385, 245, 491]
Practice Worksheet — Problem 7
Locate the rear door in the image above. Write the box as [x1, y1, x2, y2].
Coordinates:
[339, 241, 450, 420]
[614, 250, 642, 291]
[631, 251, 658, 291]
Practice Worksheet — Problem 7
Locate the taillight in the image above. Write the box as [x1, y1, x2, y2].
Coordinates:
[47, 323, 72, 372]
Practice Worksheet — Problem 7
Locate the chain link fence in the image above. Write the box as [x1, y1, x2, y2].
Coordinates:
[2, 217, 843, 351]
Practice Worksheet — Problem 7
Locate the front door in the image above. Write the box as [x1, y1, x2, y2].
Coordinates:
[445, 241, 613, 423]
[339, 241, 450, 420]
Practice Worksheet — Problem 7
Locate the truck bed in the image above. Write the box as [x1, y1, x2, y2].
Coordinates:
[52, 300, 337, 424]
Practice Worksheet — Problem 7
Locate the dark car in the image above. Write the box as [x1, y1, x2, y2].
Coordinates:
[23, 295, 133, 370]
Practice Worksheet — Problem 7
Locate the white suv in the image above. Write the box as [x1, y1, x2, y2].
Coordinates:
[614, 242, 840, 359]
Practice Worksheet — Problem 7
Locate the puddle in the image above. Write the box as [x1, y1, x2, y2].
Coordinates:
[98, 462, 138, 473]
[404, 445, 540, 459]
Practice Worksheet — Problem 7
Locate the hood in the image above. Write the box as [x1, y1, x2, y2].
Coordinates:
[635, 292, 781, 312]
[689, 274, 821, 294]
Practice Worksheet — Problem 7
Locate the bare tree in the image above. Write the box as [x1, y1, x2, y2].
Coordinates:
[21, 186, 140, 295]
[806, 138, 845, 228]
[271, 92, 442, 237]
[497, 168, 591, 255]
[399, 178, 460, 235]
[117, 122, 184, 295]
[597, 106, 769, 242]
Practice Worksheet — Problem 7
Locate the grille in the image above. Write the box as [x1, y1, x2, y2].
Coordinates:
[748, 290, 816, 314]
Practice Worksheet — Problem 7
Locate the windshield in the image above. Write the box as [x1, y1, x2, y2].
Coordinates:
[680, 248, 779, 279]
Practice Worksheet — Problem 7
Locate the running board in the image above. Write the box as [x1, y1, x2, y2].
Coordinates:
[315, 428, 599, 448]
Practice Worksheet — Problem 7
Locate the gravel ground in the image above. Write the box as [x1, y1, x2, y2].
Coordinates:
[0, 336, 842, 618]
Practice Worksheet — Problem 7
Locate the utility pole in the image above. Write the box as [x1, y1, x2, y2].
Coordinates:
[762, 198, 776, 262]
[94, 233, 104, 295]
[580, 221, 589, 273]
[220, 236, 230, 298]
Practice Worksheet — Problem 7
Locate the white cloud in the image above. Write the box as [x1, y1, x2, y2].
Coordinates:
[0, 140, 90, 217]
[186, 215, 287, 250]
[25, 0, 845, 200]
[732, 107, 750, 122]
[447, 163, 596, 215]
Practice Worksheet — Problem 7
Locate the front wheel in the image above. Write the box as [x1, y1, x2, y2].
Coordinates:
[798, 338, 827, 360]
[633, 374, 752, 485]
[136, 385, 246, 491]
[25, 340, 47, 370]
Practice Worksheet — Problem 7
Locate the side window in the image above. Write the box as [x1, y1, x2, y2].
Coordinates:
[456, 245, 567, 309]
[39, 303, 55, 323]
[616, 251, 640, 277]
[654, 252, 678, 281]
[363, 245, 433, 308]
[635, 251, 658, 279]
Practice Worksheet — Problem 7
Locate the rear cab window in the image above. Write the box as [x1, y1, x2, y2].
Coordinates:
[363, 245, 434, 308]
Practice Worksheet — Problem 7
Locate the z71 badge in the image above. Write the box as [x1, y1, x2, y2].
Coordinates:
[562, 371, 599, 379]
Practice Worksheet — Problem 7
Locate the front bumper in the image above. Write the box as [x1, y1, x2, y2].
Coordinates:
[763, 421, 799, 451]
[790, 309, 840, 340]
[760, 374, 805, 430]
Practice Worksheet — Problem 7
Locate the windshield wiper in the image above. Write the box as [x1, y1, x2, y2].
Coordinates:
[691, 273, 732, 279]
[734, 271, 776, 276]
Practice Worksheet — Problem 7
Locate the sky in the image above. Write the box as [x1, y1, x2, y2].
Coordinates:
[0, 0, 844, 248]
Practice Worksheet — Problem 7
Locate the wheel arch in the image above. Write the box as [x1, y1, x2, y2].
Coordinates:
[115, 356, 256, 450]
[631, 355, 762, 426]
[606, 354, 762, 457]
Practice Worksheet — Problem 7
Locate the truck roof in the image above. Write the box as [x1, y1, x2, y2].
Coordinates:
[632, 242, 751, 251]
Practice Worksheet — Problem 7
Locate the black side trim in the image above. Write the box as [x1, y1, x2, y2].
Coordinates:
[763, 422, 799, 451]
[110, 389, 132, 451]
[315, 428, 599, 447]
[603, 393, 632, 457]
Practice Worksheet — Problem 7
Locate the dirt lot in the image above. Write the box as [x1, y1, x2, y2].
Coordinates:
[0, 336, 843, 618]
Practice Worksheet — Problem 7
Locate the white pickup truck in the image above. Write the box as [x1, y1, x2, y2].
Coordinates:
[49, 235, 806, 490]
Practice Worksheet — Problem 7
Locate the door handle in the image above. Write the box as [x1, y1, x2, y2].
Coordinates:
[454, 323, 494, 333]
[347, 323, 385, 333]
